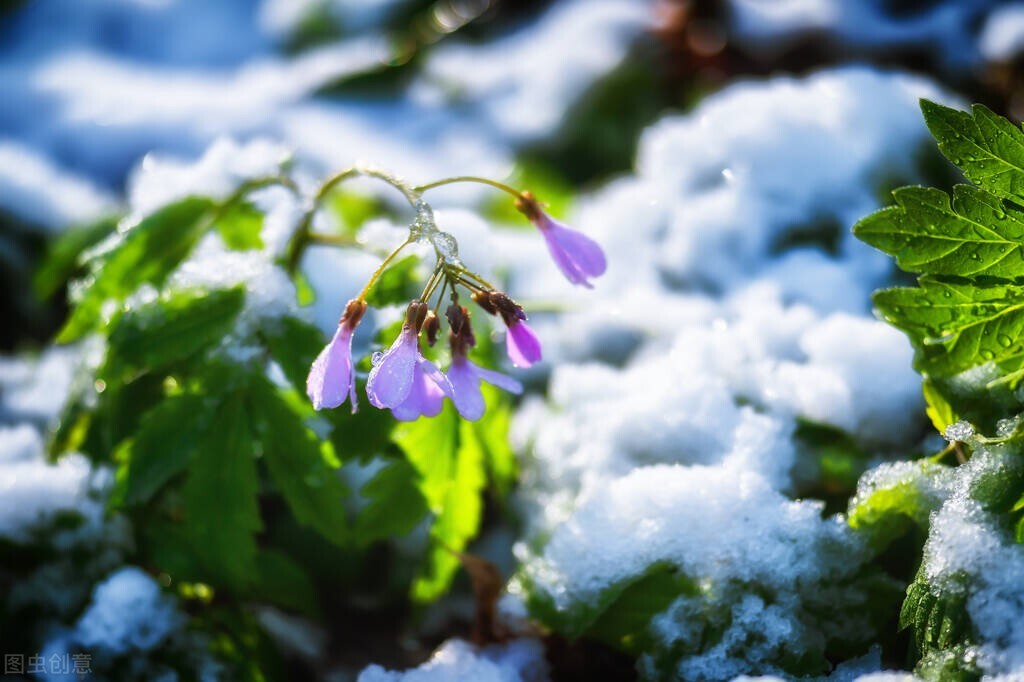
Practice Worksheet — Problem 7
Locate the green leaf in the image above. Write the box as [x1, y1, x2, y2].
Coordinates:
[58, 196, 216, 342]
[874, 278, 1024, 377]
[921, 100, 1024, 204]
[327, 190, 382, 235]
[848, 463, 944, 551]
[853, 185, 1024, 278]
[353, 457, 429, 545]
[251, 550, 319, 617]
[112, 392, 210, 506]
[104, 286, 245, 380]
[461, 386, 517, 498]
[924, 378, 958, 433]
[251, 379, 351, 546]
[216, 201, 265, 250]
[393, 404, 486, 602]
[33, 215, 119, 300]
[900, 574, 970, 656]
[181, 393, 262, 587]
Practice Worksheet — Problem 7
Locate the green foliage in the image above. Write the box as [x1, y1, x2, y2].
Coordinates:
[394, 403, 486, 602]
[921, 100, 1024, 204]
[104, 287, 245, 380]
[33, 214, 119, 300]
[854, 101, 1024, 429]
[216, 201, 265, 250]
[526, 562, 697, 653]
[847, 462, 947, 551]
[899, 575, 970, 656]
[58, 197, 216, 342]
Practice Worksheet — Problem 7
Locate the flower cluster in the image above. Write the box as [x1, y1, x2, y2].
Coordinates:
[306, 184, 605, 422]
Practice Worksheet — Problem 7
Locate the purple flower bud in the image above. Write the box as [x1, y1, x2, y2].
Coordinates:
[391, 358, 453, 421]
[506, 319, 542, 368]
[366, 325, 420, 409]
[517, 192, 606, 287]
[307, 324, 357, 411]
[306, 299, 366, 412]
[447, 355, 523, 421]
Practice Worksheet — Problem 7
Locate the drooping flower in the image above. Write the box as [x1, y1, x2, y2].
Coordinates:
[471, 291, 543, 368]
[444, 302, 523, 420]
[516, 191, 606, 288]
[366, 301, 429, 409]
[447, 355, 522, 421]
[307, 299, 366, 411]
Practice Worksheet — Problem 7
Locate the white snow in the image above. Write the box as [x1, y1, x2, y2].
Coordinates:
[979, 3, 1024, 61]
[73, 566, 184, 655]
[0, 426, 98, 542]
[358, 638, 548, 682]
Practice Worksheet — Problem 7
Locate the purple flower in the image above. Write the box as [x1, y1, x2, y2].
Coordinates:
[447, 355, 522, 421]
[366, 325, 420, 409]
[390, 357, 453, 421]
[506, 319, 542, 368]
[517, 192, 606, 288]
[307, 299, 366, 411]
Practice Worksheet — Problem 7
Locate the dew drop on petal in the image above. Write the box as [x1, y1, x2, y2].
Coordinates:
[371, 351, 385, 366]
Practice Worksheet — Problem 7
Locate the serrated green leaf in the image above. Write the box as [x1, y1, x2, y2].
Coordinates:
[104, 286, 245, 379]
[854, 185, 1024, 278]
[250, 379, 350, 546]
[921, 100, 1024, 204]
[353, 457, 429, 545]
[181, 393, 261, 587]
[874, 278, 1024, 377]
[112, 392, 210, 506]
[58, 196, 217, 342]
[394, 403, 486, 602]
[216, 201, 264, 251]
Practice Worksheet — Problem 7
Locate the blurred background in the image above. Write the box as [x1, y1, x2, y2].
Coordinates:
[3, 0, 1024, 353]
[4, 1, 1024, 681]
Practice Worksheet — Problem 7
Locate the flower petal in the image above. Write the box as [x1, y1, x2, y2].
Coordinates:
[366, 326, 419, 408]
[306, 325, 354, 411]
[448, 357, 485, 421]
[475, 365, 523, 395]
[549, 223, 606, 279]
[506, 320, 542, 368]
[391, 359, 449, 421]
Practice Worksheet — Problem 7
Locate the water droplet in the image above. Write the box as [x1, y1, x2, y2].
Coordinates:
[371, 351, 385, 366]
[981, 348, 996, 360]
[944, 420, 975, 442]
[430, 230, 462, 265]
[998, 334, 1013, 347]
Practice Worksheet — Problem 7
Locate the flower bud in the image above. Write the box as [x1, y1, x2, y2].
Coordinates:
[424, 311, 440, 347]
[405, 300, 429, 331]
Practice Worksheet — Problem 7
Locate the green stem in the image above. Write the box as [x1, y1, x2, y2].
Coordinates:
[414, 175, 521, 198]
[286, 167, 421, 275]
[357, 237, 414, 301]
